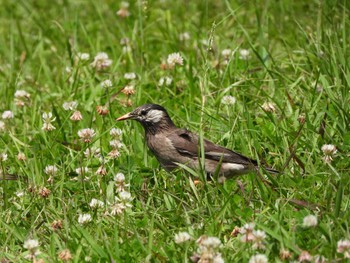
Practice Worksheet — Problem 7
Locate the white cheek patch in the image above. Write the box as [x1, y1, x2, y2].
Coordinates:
[146, 109, 164, 123]
[222, 163, 245, 170]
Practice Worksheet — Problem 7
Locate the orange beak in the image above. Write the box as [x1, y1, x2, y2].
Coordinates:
[116, 112, 133, 121]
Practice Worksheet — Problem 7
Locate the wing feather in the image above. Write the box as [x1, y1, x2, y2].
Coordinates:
[167, 129, 257, 166]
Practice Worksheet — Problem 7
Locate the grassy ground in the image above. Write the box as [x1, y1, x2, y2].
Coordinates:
[0, 0, 349, 262]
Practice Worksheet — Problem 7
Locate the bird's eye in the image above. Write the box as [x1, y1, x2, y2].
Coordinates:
[140, 110, 147, 116]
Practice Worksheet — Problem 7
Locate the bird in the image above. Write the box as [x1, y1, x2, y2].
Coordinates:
[116, 104, 278, 179]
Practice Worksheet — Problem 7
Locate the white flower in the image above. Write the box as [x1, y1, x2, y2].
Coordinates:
[119, 191, 132, 202]
[240, 222, 255, 242]
[213, 253, 225, 263]
[122, 46, 132, 53]
[23, 239, 40, 250]
[89, 198, 104, 209]
[44, 165, 58, 176]
[124, 72, 136, 80]
[121, 84, 136, 95]
[221, 49, 233, 58]
[337, 239, 350, 258]
[114, 172, 125, 183]
[167, 52, 183, 68]
[108, 149, 121, 159]
[91, 52, 112, 71]
[63, 101, 78, 111]
[321, 144, 337, 156]
[78, 128, 96, 143]
[42, 112, 56, 131]
[261, 102, 276, 113]
[14, 90, 30, 98]
[101, 79, 113, 88]
[174, 231, 191, 244]
[70, 111, 83, 121]
[110, 139, 123, 149]
[2, 110, 14, 119]
[120, 37, 129, 45]
[302, 214, 318, 227]
[76, 52, 90, 61]
[221, 95, 236, 105]
[252, 230, 266, 250]
[201, 237, 221, 248]
[78, 213, 92, 225]
[249, 254, 268, 263]
[110, 128, 122, 138]
[75, 167, 89, 176]
[239, 49, 250, 60]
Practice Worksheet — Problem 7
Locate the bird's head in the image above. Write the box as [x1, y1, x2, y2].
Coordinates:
[116, 104, 175, 133]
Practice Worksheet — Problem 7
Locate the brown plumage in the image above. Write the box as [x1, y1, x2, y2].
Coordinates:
[117, 104, 278, 179]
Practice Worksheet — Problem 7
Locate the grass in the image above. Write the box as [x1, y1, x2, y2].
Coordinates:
[0, 0, 349, 262]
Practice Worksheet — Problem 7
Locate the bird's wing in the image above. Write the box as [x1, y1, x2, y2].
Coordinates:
[168, 129, 257, 166]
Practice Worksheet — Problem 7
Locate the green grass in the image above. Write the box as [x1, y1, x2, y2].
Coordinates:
[1, 0, 350, 262]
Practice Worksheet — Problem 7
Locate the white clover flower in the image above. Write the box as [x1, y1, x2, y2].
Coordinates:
[239, 49, 250, 60]
[44, 165, 58, 176]
[167, 52, 184, 68]
[116, 2, 130, 18]
[78, 213, 92, 225]
[42, 112, 56, 131]
[91, 52, 112, 71]
[299, 251, 312, 262]
[337, 239, 350, 258]
[108, 149, 121, 159]
[110, 139, 123, 149]
[213, 253, 225, 263]
[89, 198, 104, 209]
[261, 102, 276, 113]
[76, 52, 90, 61]
[174, 231, 191, 244]
[221, 49, 233, 58]
[252, 230, 266, 250]
[63, 101, 78, 111]
[70, 110, 83, 121]
[114, 172, 125, 183]
[119, 191, 132, 202]
[121, 84, 135, 95]
[321, 144, 337, 155]
[302, 214, 318, 227]
[75, 167, 89, 176]
[110, 128, 122, 138]
[249, 254, 268, 263]
[23, 239, 40, 250]
[14, 90, 30, 98]
[221, 95, 236, 105]
[200, 236, 222, 249]
[124, 72, 136, 80]
[239, 222, 255, 242]
[78, 128, 96, 143]
[2, 110, 14, 119]
[101, 79, 113, 88]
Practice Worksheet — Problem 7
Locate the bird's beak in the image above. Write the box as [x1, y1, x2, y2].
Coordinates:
[116, 112, 134, 121]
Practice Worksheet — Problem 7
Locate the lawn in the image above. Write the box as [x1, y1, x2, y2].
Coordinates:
[0, 0, 349, 262]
